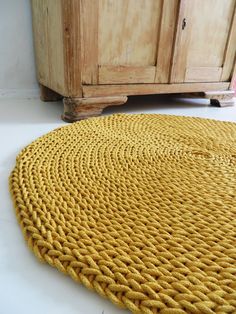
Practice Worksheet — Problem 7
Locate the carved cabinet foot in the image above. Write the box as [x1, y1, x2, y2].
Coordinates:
[62, 96, 128, 122]
[40, 84, 63, 102]
[204, 90, 235, 107]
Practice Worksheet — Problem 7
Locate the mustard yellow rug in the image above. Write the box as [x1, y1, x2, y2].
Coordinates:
[10, 114, 236, 313]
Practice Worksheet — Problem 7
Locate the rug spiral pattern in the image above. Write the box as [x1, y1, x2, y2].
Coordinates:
[10, 114, 236, 313]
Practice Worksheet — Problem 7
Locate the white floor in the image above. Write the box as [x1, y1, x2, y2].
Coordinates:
[1, 95, 236, 314]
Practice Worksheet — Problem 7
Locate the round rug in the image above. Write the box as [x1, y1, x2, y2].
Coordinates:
[10, 114, 236, 314]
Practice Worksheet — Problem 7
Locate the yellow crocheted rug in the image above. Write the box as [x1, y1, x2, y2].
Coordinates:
[10, 114, 236, 313]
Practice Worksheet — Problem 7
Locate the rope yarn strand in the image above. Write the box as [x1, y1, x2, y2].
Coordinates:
[9, 114, 236, 313]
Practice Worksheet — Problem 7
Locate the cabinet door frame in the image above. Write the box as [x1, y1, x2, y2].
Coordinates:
[221, 3, 236, 81]
[170, 0, 236, 83]
[80, 0, 179, 85]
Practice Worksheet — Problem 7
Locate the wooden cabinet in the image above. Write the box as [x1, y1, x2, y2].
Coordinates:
[31, 0, 236, 122]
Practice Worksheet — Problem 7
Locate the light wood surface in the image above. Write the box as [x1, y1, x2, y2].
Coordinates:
[83, 82, 230, 97]
[171, 0, 236, 83]
[185, 67, 222, 83]
[97, 0, 162, 84]
[170, 0, 189, 83]
[174, 90, 235, 107]
[31, 0, 66, 95]
[188, 0, 235, 67]
[98, 66, 156, 84]
[97, 0, 180, 84]
[155, 0, 179, 83]
[62, 0, 82, 97]
[230, 62, 236, 89]
[31, 0, 49, 87]
[204, 90, 235, 100]
[205, 91, 235, 107]
[80, 0, 98, 85]
[98, 0, 162, 67]
[221, 4, 236, 81]
[62, 96, 127, 122]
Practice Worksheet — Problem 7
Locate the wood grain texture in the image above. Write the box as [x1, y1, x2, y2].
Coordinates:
[98, 66, 156, 84]
[204, 90, 235, 100]
[171, 0, 235, 83]
[98, 0, 162, 66]
[188, 0, 235, 67]
[185, 67, 223, 82]
[62, 96, 128, 122]
[97, 0, 163, 84]
[83, 82, 230, 97]
[170, 0, 189, 83]
[175, 90, 235, 107]
[80, 0, 99, 84]
[31, 0, 66, 95]
[221, 4, 236, 81]
[31, 0, 49, 86]
[155, 0, 179, 83]
[46, 0, 65, 93]
[230, 61, 236, 89]
[62, 0, 82, 96]
[206, 90, 235, 107]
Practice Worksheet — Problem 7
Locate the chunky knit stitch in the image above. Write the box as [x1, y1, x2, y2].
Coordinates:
[10, 114, 236, 313]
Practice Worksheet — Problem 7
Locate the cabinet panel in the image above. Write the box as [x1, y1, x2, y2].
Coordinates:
[98, 66, 156, 84]
[98, 0, 162, 67]
[97, 0, 161, 84]
[171, 0, 236, 83]
[81, 0, 178, 84]
[32, 0, 66, 94]
[185, 67, 222, 82]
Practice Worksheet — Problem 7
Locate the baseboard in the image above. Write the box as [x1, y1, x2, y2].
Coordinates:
[0, 88, 40, 99]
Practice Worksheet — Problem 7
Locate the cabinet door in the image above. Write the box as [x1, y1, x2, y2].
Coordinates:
[80, 0, 178, 85]
[171, 0, 236, 83]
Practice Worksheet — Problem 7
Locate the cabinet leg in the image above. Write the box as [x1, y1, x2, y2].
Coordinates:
[204, 90, 235, 107]
[62, 96, 128, 122]
[175, 90, 235, 107]
[40, 84, 63, 101]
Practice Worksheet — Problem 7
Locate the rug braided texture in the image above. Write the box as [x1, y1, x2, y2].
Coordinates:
[10, 114, 236, 314]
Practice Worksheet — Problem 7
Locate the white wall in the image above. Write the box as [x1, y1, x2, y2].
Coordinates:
[0, 0, 39, 97]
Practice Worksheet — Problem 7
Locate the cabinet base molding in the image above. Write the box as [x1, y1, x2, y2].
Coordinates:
[62, 96, 128, 122]
[209, 99, 235, 107]
[204, 90, 235, 107]
[39, 83, 234, 122]
[174, 90, 235, 107]
[40, 84, 63, 101]
[82, 82, 230, 98]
